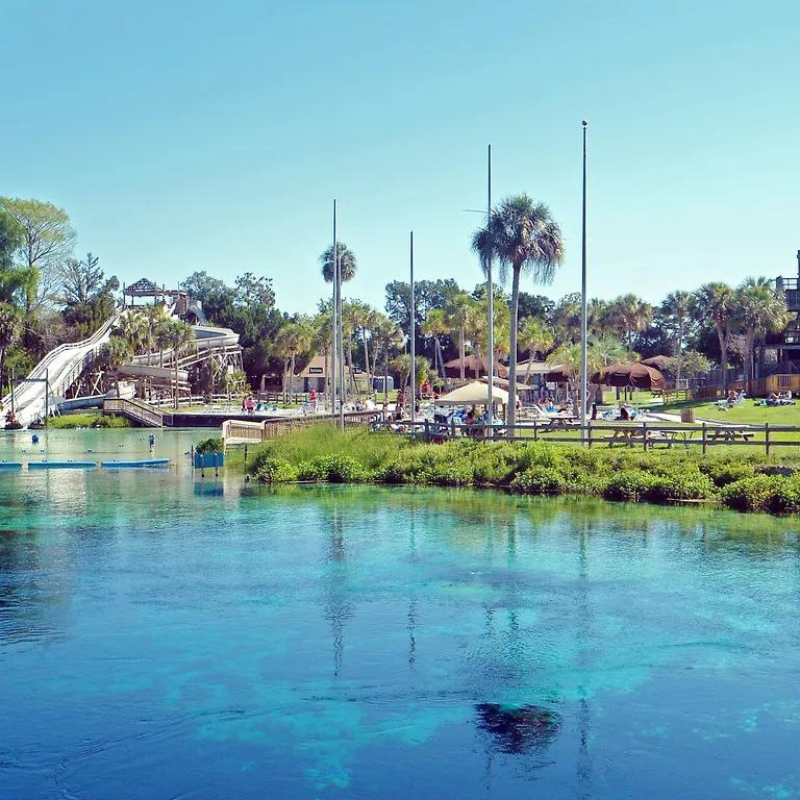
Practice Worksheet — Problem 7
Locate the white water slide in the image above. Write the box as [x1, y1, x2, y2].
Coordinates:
[2, 313, 123, 429]
[3, 312, 241, 428]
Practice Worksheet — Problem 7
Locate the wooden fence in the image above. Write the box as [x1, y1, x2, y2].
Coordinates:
[221, 410, 381, 449]
[369, 418, 800, 456]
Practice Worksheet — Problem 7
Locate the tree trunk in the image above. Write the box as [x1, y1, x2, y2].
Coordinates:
[348, 338, 356, 394]
[384, 344, 389, 406]
[507, 267, 521, 432]
[717, 325, 728, 393]
[745, 330, 755, 396]
[460, 328, 466, 380]
[434, 336, 445, 380]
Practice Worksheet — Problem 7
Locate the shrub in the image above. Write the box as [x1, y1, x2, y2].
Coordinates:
[325, 454, 366, 483]
[702, 460, 755, 488]
[720, 475, 783, 512]
[603, 470, 657, 502]
[645, 470, 715, 503]
[510, 466, 566, 495]
[256, 456, 298, 483]
[196, 437, 223, 454]
[764, 478, 800, 514]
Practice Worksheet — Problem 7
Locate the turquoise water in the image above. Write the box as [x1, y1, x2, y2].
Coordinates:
[2, 431, 800, 799]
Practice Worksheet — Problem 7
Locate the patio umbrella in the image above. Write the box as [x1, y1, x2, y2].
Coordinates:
[436, 381, 509, 405]
[591, 362, 665, 390]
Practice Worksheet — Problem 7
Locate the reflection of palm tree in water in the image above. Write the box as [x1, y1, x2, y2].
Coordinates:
[322, 505, 354, 678]
[407, 508, 417, 669]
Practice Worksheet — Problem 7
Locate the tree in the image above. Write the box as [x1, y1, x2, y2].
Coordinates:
[444, 292, 476, 380]
[605, 294, 653, 357]
[163, 320, 195, 407]
[373, 314, 403, 402]
[552, 293, 582, 344]
[320, 243, 357, 284]
[97, 336, 134, 398]
[736, 278, 787, 394]
[0, 198, 76, 314]
[179, 271, 227, 303]
[0, 304, 21, 393]
[518, 316, 554, 384]
[659, 290, 694, 382]
[234, 273, 275, 308]
[275, 318, 314, 401]
[473, 194, 564, 430]
[693, 282, 736, 391]
[59, 253, 120, 338]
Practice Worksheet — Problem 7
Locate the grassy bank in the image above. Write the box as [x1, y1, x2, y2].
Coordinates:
[46, 412, 131, 429]
[242, 425, 800, 515]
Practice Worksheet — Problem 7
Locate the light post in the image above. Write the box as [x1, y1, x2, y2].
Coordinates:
[486, 145, 494, 427]
[410, 231, 416, 429]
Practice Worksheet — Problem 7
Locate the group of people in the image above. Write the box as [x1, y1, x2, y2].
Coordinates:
[764, 390, 794, 407]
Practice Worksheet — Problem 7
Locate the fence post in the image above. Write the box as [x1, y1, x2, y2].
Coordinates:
[533, 421, 538, 442]
[765, 422, 771, 457]
[451, 418, 456, 440]
[587, 421, 593, 449]
[424, 419, 430, 442]
[642, 421, 648, 451]
[702, 422, 707, 455]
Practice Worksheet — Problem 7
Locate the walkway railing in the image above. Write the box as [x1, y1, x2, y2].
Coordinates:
[103, 398, 164, 428]
[369, 419, 800, 456]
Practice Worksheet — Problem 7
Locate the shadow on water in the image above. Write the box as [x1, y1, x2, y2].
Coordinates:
[475, 703, 561, 755]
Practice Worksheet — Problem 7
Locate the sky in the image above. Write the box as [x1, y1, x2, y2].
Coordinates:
[2, 0, 799, 316]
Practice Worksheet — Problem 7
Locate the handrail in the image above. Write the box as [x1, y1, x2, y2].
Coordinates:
[103, 397, 163, 428]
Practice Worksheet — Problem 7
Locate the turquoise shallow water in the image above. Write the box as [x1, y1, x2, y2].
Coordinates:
[2, 430, 800, 799]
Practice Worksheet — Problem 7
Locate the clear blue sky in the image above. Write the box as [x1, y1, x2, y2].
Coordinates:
[2, 0, 799, 315]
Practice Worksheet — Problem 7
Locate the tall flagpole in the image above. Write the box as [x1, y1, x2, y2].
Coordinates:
[331, 200, 337, 416]
[337, 211, 346, 430]
[410, 231, 416, 429]
[580, 121, 589, 441]
[486, 144, 494, 426]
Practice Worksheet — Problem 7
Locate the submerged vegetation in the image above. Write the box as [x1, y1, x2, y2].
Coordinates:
[244, 426, 800, 515]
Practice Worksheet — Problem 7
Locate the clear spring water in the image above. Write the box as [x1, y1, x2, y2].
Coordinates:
[1, 430, 800, 799]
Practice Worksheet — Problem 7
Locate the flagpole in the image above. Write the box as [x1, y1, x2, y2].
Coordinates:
[337, 211, 345, 430]
[331, 200, 337, 416]
[486, 144, 494, 428]
[410, 231, 416, 430]
[580, 121, 589, 441]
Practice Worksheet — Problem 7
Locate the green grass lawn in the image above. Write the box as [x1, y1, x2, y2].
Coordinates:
[658, 398, 800, 426]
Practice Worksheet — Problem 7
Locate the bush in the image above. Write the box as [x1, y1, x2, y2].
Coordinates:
[702, 460, 755, 488]
[603, 470, 657, 502]
[256, 456, 298, 483]
[645, 470, 715, 503]
[764, 478, 800, 514]
[720, 475, 782, 512]
[196, 437, 223, 454]
[510, 466, 566, 495]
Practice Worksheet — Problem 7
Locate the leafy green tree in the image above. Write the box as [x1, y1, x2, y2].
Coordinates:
[605, 294, 653, 357]
[234, 273, 275, 308]
[0, 197, 75, 314]
[736, 278, 787, 393]
[0, 304, 21, 392]
[473, 194, 564, 429]
[320, 243, 357, 284]
[552, 293, 582, 344]
[59, 253, 120, 338]
[518, 316, 554, 384]
[693, 282, 736, 391]
[179, 271, 226, 303]
[97, 336, 134, 398]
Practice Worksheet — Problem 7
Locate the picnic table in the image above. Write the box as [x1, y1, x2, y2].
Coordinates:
[541, 415, 577, 431]
[710, 427, 754, 443]
[604, 426, 697, 448]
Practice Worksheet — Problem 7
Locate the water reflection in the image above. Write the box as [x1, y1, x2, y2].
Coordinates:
[475, 703, 560, 755]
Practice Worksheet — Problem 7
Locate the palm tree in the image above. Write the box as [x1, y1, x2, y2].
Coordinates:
[373, 314, 403, 403]
[163, 320, 195, 407]
[0, 304, 21, 394]
[605, 294, 653, 358]
[517, 316, 554, 385]
[275, 319, 314, 402]
[736, 278, 787, 394]
[693, 282, 736, 392]
[320, 243, 357, 403]
[473, 195, 564, 429]
[422, 308, 450, 379]
[98, 336, 134, 398]
[319, 243, 357, 284]
[117, 310, 149, 355]
[661, 290, 694, 382]
[445, 292, 476, 380]
[587, 298, 611, 337]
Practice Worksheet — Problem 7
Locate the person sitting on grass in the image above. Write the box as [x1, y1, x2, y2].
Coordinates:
[617, 405, 630, 421]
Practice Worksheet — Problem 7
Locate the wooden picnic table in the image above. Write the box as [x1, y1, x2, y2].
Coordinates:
[710, 427, 754, 443]
[542, 415, 577, 431]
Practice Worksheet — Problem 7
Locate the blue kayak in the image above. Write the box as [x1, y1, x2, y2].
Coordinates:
[29, 461, 96, 469]
[101, 458, 170, 468]
[0, 461, 23, 470]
